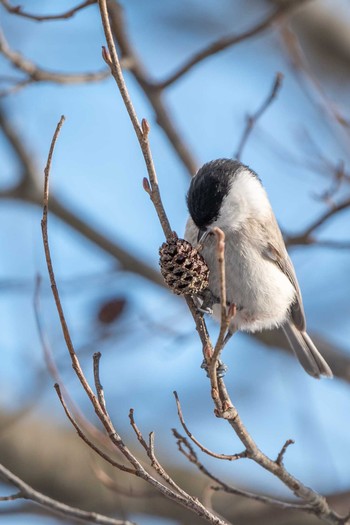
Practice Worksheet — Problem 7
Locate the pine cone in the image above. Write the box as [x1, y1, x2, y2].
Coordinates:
[159, 237, 209, 295]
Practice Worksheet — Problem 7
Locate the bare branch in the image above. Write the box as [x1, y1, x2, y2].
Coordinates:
[280, 23, 350, 135]
[235, 72, 283, 160]
[0, 0, 96, 22]
[276, 439, 295, 467]
[0, 463, 134, 525]
[93, 352, 107, 415]
[129, 409, 196, 499]
[0, 28, 109, 86]
[54, 384, 135, 474]
[98, 2, 173, 240]
[158, 1, 308, 89]
[173, 391, 247, 461]
[286, 197, 350, 246]
[211, 228, 230, 360]
[0, 492, 22, 501]
[106, 0, 197, 176]
[173, 429, 312, 513]
[0, 77, 32, 97]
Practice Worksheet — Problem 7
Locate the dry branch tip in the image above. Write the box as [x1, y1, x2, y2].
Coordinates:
[276, 439, 295, 466]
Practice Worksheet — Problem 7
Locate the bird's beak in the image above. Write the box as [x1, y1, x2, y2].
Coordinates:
[197, 228, 209, 244]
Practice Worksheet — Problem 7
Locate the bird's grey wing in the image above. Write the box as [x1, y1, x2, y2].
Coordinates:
[261, 230, 306, 331]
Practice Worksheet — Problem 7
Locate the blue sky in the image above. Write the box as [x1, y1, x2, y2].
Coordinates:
[1, 1, 350, 523]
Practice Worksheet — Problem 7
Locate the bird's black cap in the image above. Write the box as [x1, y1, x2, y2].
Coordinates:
[187, 158, 242, 229]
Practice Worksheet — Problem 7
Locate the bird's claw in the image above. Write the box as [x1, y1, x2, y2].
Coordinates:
[201, 359, 228, 378]
[192, 290, 215, 315]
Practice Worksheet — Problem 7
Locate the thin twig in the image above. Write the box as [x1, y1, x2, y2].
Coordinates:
[128, 409, 149, 453]
[211, 228, 229, 362]
[54, 384, 134, 474]
[93, 352, 107, 414]
[106, 0, 197, 176]
[206, 228, 233, 412]
[280, 23, 350, 143]
[98, 4, 172, 240]
[172, 430, 313, 512]
[235, 72, 283, 160]
[0, 463, 134, 525]
[0, 77, 32, 97]
[0, 0, 95, 21]
[129, 410, 194, 498]
[127, 410, 228, 523]
[286, 197, 350, 246]
[34, 275, 128, 462]
[0, 29, 108, 85]
[158, 1, 308, 89]
[276, 439, 295, 466]
[173, 391, 247, 461]
[0, 492, 22, 501]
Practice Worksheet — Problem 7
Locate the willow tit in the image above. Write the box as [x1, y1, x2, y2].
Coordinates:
[185, 159, 332, 379]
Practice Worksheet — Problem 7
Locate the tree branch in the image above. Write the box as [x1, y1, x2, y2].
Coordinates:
[0, 28, 109, 86]
[0, 0, 96, 22]
[286, 197, 350, 246]
[106, 0, 198, 176]
[0, 463, 134, 525]
[235, 72, 283, 160]
[158, 1, 308, 89]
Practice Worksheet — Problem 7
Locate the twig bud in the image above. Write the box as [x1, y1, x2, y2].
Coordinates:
[142, 177, 151, 194]
[101, 46, 112, 65]
[141, 118, 150, 138]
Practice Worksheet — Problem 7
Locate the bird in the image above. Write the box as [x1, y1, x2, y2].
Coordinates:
[184, 158, 332, 379]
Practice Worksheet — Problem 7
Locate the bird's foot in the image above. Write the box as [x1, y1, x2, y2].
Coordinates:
[201, 358, 228, 378]
[192, 291, 214, 315]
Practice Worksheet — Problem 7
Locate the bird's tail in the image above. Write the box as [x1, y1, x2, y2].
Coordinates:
[282, 323, 333, 379]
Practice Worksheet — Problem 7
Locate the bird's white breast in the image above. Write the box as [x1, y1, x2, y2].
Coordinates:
[184, 167, 296, 332]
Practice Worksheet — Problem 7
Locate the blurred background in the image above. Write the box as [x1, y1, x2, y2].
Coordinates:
[1, 0, 350, 524]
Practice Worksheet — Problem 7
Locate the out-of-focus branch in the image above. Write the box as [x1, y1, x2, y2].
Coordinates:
[0, 28, 109, 89]
[279, 22, 350, 146]
[106, 0, 197, 176]
[158, 0, 308, 89]
[0, 0, 96, 22]
[235, 72, 283, 160]
[286, 197, 350, 246]
[0, 463, 134, 525]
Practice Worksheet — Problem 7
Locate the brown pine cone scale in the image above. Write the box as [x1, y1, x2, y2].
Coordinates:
[159, 238, 209, 295]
